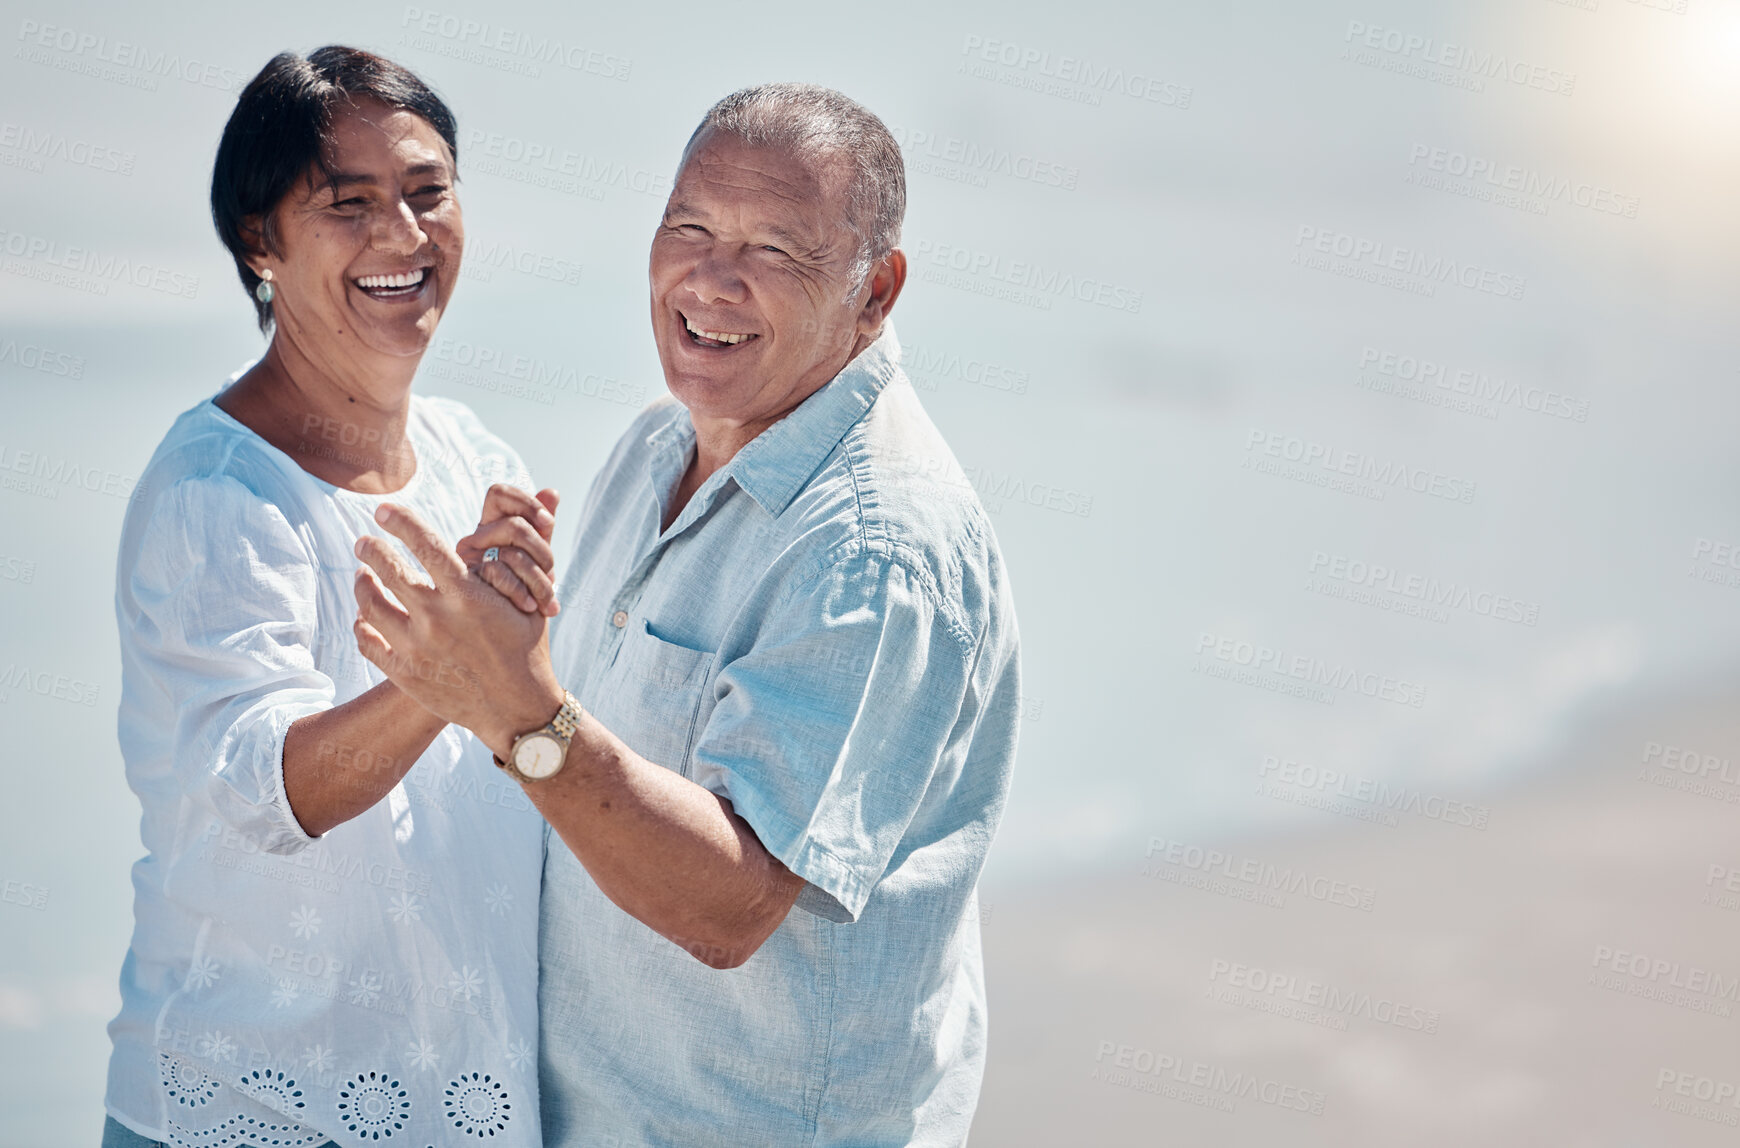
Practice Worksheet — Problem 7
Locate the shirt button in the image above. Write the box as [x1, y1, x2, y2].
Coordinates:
[612, 610, 629, 628]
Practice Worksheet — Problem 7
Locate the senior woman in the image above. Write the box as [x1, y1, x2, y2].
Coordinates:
[102, 47, 559, 1148]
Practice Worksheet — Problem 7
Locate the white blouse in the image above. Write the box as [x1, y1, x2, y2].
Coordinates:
[105, 382, 547, 1148]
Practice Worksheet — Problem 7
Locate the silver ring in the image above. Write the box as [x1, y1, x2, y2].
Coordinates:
[483, 547, 500, 563]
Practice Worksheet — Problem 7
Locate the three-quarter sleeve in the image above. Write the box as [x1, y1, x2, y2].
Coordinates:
[122, 475, 335, 854]
[689, 548, 977, 923]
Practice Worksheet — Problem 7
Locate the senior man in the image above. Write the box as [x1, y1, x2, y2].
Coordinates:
[351, 83, 1020, 1146]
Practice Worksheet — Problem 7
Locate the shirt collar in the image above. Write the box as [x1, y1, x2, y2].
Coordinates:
[644, 323, 902, 520]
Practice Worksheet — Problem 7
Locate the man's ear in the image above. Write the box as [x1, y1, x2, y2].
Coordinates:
[856, 248, 907, 337]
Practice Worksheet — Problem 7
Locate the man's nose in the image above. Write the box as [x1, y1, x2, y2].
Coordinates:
[682, 249, 747, 306]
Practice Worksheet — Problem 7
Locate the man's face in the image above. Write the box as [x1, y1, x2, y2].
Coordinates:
[649, 127, 873, 428]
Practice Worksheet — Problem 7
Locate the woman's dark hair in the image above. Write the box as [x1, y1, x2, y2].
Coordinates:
[211, 46, 459, 331]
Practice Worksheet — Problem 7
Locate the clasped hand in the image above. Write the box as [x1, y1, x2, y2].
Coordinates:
[352, 483, 567, 758]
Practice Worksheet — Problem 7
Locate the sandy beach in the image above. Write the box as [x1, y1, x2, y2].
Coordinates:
[975, 682, 1740, 1146]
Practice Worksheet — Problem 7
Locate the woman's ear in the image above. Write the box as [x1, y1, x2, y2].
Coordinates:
[239, 214, 271, 275]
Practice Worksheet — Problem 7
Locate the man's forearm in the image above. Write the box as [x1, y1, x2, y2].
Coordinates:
[283, 681, 447, 837]
[513, 710, 804, 968]
[350, 500, 800, 963]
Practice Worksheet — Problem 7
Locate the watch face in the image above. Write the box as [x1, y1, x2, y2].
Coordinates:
[513, 733, 565, 780]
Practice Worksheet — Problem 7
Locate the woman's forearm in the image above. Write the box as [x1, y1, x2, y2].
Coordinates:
[282, 680, 447, 836]
[279, 489, 560, 839]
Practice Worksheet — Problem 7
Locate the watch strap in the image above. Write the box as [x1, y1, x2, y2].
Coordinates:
[495, 690, 583, 783]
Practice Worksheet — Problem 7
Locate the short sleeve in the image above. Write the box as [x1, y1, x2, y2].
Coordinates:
[122, 476, 336, 854]
[689, 550, 974, 923]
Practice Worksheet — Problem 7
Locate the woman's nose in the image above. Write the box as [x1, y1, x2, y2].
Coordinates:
[372, 199, 427, 255]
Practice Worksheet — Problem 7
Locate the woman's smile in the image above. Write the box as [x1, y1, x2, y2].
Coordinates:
[352, 264, 434, 302]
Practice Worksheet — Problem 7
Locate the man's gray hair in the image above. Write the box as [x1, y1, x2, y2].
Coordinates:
[681, 83, 906, 295]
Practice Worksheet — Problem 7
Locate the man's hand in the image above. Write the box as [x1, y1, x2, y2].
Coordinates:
[457, 484, 561, 617]
[359, 510, 803, 969]
[353, 503, 565, 757]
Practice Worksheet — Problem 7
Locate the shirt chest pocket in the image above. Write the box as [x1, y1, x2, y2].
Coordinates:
[594, 618, 717, 776]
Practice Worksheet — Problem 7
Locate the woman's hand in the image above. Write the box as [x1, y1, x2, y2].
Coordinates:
[457, 484, 561, 616]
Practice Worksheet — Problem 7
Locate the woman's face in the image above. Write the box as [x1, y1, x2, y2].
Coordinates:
[253, 98, 462, 371]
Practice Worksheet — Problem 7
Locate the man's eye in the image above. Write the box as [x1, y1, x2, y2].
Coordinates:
[761, 245, 787, 256]
[330, 197, 366, 209]
[412, 184, 448, 198]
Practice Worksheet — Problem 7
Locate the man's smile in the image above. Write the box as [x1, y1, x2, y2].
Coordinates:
[682, 311, 759, 349]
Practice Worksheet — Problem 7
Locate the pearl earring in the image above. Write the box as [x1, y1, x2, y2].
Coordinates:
[255, 268, 274, 304]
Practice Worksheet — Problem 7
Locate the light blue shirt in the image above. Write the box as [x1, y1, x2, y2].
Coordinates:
[540, 325, 1021, 1147]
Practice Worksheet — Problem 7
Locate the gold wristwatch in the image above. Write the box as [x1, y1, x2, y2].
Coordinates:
[495, 691, 583, 783]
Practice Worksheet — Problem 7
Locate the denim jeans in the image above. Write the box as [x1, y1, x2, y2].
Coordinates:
[100, 1116, 162, 1148]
